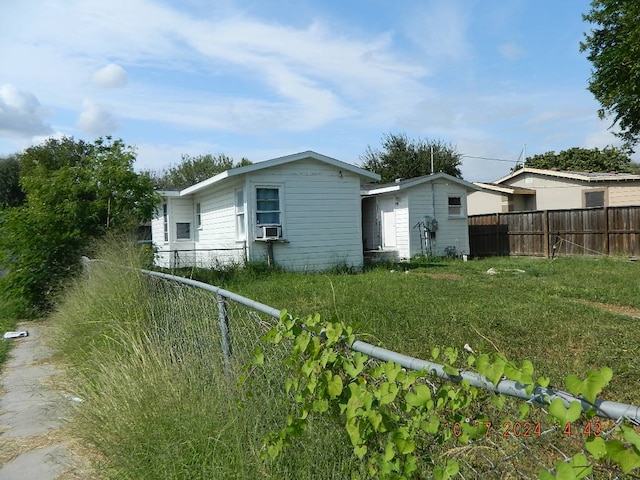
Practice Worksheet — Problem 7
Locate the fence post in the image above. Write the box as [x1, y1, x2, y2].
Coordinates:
[543, 210, 550, 258]
[495, 212, 501, 256]
[217, 293, 233, 373]
[603, 206, 609, 255]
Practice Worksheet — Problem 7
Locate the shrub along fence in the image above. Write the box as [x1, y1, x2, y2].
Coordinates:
[135, 266, 640, 479]
[469, 205, 640, 258]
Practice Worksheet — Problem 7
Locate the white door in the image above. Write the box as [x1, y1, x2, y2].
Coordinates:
[380, 198, 397, 248]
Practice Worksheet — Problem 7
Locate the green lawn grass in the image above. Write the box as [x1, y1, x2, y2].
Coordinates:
[198, 256, 640, 406]
[51, 249, 640, 479]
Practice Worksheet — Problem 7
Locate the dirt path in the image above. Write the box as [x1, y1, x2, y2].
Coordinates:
[0, 321, 98, 480]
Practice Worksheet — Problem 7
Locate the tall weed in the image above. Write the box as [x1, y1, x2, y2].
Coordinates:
[52, 240, 353, 479]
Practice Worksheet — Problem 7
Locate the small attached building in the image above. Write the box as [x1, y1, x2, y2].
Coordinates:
[152, 151, 380, 271]
[361, 173, 480, 260]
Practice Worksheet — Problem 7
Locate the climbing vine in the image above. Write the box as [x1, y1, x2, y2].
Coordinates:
[250, 311, 640, 479]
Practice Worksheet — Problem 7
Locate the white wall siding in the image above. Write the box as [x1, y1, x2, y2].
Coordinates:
[246, 159, 365, 271]
[407, 185, 436, 257]
[192, 177, 246, 267]
[151, 202, 169, 267]
[432, 181, 471, 256]
[152, 156, 374, 271]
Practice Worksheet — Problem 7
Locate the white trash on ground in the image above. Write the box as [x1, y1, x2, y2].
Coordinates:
[3, 331, 29, 339]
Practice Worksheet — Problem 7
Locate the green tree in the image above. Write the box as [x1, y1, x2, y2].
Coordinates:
[0, 155, 25, 209]
[523, 146, 632, 172]
[360, 133, 462, 183]
[0, 136, 158, 317]
[581, 0, 640, 150]
[151, 153, 252, 189]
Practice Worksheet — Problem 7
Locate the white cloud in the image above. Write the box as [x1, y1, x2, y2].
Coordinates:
[0, 84, 53, 138]
[92, 64, 128, 88]
[2, 0, 433, 138]
[76, 99, 120, 136]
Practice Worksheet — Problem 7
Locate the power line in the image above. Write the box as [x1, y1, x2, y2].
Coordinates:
[461, 154, 521, 164]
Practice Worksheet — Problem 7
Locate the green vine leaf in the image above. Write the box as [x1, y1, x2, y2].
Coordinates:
[605, 439, 640, 474]
[585, 436, 607, 460]
[537, 376, 551, 388]
[549, 398, 582, 425]
[251, 347, 264, 365]
[256, 310, 618, 480]
[565, 367, 613, 404]
[444, 347, 458, 364]
[443, 365, 459, 377]
[354, 444, 367, 460]
[391, 429, 415, 455]
[476, 354, 506, 386]
[621, 424, 640, 451]
[405, 384, 432, 408]
[569, 453, 593, 479]
[343, 352, 367, 379]
[377, 381, 399, 405]
[324, 322, 343, 345]
[433, 460, 459, 480]
[327, 374, 343, 399]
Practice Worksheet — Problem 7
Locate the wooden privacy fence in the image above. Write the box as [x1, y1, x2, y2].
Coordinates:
[468, 205, 640, 257]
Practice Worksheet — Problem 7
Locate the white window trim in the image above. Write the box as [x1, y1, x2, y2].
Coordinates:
[162, 203, 169, 243]
[175, 222, 192, 241]
[195, 202, 202, 229]
[254, 184, 285, 238]
[447, 195, 465, 218]
[235, 188, 246, 241]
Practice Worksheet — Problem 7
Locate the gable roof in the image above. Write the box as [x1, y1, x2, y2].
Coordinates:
[494, 167, 640, 184]
[472, 182, 536, 195]
[361, 172, 480, 196]
[178, 151, 380, 196]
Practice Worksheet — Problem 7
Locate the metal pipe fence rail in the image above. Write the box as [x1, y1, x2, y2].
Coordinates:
[136, 267, 639, 479]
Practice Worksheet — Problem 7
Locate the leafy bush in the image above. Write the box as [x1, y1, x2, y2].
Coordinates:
[0, 137, 158, 317]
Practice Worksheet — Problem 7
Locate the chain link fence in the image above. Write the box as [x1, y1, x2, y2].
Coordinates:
[139, 268, 639, 479]
[154, 246, 247, 270]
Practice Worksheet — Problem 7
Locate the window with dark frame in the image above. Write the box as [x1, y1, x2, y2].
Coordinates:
[163, 203, 168, 242]
[584, 190, 605, 208]
[235, 189, 245, 240]
[176, 222, 191, 240]
[195, 202, 201, 228]
[256, 187, 280, 225]
[448, 196, 462, 216]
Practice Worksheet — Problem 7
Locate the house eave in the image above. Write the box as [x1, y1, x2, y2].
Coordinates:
[473, 182, 536, 195]
[495, 167, 640, 184]
[362, 173, 481, 196]
[180, 150, 380, 196]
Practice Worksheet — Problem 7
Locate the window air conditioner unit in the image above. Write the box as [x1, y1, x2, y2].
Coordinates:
[261, 225, 281, 239]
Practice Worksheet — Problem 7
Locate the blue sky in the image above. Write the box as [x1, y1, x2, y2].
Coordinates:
[0, 0, 626, 181]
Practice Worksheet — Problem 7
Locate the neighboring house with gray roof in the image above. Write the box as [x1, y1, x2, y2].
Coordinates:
[468, 167, 640, 215]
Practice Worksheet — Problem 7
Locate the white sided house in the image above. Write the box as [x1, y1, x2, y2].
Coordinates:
[361, 173, 480, 260]
[152, 151, 380, 271]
